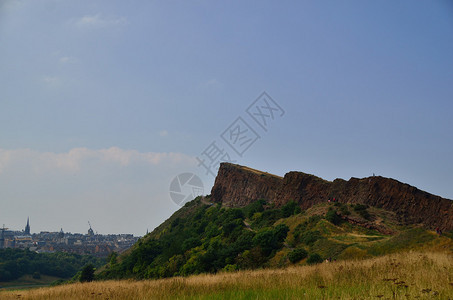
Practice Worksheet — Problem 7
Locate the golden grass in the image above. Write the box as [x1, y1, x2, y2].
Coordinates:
[2, 251, 452, 299]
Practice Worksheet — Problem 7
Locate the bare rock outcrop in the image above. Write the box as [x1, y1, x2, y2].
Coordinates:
[210, 163, 453, 231]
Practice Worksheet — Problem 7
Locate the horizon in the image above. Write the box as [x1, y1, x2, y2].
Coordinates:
[1, 1, 452, 235]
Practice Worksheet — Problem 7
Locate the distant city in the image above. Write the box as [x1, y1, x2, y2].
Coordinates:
[0, 218, 140, 257]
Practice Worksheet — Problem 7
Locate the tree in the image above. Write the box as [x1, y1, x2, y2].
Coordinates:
[288, 248, 308, 263]
[281, 201, 298, 218]
[253, 229, 277, 256]
[80, 264, 95, 282]
[326, 209, 342, 225]
[307, 253, 323, 265]
[108, 251, 118, 266]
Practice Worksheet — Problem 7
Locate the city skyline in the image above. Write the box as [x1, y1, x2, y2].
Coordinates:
[2, 217, 137, 236]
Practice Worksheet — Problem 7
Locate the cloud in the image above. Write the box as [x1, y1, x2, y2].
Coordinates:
[199, 78, 224, 91]
[0, 147, 197, 174]
[59, 56, 77, 64]
[0, 147, 202, 235]
[73, 14, 126, 29]
[0, 0, 25, 11]
[42, 76, 60, 87]
[159, 130, 168, 137]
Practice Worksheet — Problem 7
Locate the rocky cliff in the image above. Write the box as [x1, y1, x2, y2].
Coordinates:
[211, 163, 453, 231]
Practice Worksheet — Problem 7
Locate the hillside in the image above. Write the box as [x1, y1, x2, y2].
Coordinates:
[96, 164, 453, 281]
[1, 252, 452, 299]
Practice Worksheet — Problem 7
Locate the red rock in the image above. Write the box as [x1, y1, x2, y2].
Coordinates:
[210, 163, 453, 231]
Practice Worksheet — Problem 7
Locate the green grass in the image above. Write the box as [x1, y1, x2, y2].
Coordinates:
[0, 274, 62, 290]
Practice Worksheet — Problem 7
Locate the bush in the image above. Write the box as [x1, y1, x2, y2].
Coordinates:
[339, 205, 351, 216]
[358, 209, 371, 220]
[288, 248, 308, 263]
[244, 199, 266, 219]
[252, 209, 282, 228]
[353, 204, 368, 212]
[281, 201, 298, 218]
[353, 204, 371, 220]
[80, 264, 95, 282]
[273, 224, 290, 242]
[300, 230, 323, 246]
[182, 237, 202, 252]
[306, 253, 323, 265]
[253, 224, 289, 256]
[325, 209, 342, 225]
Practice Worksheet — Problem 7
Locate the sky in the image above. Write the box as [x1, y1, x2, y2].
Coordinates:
[1, 0, 452, 236]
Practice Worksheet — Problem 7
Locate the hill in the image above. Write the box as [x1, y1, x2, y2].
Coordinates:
[95, 164, 453, 280]
[212, 163, 453, 231]
[1, 251, 452, 299]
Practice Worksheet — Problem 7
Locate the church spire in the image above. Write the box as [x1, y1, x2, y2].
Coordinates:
[25, 217, 30, 235]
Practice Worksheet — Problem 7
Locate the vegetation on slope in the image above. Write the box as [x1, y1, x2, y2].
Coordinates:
[0, 248, 105, 282]
[1, 251, 452, 299]
[97, 197, 453, 281]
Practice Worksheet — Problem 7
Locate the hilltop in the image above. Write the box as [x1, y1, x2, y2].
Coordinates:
[212, 163, 453, 231]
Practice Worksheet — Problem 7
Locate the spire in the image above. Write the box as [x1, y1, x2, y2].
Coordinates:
[24, 217, 30, 235]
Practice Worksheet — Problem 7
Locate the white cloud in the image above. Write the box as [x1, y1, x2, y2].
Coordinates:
[159, 130, 168, 137]
[59, 56, 77, 64]
[73, 14, 126, 29]
[0, 147, 197, 174]
[201, 78, 223, 90]
[0, 147, 202, 235]
[1, 0, 25, 11]
[42, 76, 60, 87]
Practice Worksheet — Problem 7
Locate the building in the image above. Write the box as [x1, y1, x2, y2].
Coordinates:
[24, 217, 31, 235]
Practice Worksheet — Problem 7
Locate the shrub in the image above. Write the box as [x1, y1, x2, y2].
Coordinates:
[288, 248, 308, 263]
[244, 199, 266, 219]
[325, 209, 342, 225]
[273, 224, 290, 242]
[353, 204, 368, 212]
[300, 230, 323, 246]
[339, 205, 351, 216]
[353, 204, 370, 220]
[182, 237, 202, 252]
[358, 209, 371, 220]
[80, 264, 95, 282]
[306, 253, 323, 265]
[281, 201, 298, 218]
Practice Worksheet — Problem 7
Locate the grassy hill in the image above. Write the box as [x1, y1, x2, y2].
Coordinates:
[1, 196, 451, 298]
[96, 196, 453, 280]
[1, 251, 452, 299]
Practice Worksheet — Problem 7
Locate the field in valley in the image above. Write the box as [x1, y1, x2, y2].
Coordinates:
[1, 251, 452, 299]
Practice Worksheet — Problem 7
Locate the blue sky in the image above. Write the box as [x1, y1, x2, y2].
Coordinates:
[1, 0, 452, 235]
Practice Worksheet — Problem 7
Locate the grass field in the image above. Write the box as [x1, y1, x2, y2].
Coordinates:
[1, 251, 452, 299]
[0, 274, 62, 291]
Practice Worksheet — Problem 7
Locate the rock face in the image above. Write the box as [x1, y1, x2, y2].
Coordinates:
[211, 163, 453, 231]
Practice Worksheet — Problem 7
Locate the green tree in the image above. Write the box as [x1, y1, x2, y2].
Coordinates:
[288, 248, 308, 263]
[281, 201, 298, 218]
[108, 251, 118, 266]
[307, 253, 323, 265]
[326, 209, 342, 225]
[80, 264, 95, 282]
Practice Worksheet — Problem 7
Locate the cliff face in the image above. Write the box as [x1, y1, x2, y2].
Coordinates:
[210, 163, 453, 231]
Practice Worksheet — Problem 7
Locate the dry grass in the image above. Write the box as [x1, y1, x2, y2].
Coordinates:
[2, 251, 452, 299]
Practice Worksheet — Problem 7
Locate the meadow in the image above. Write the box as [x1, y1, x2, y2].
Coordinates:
[1, 251, 452, 299]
